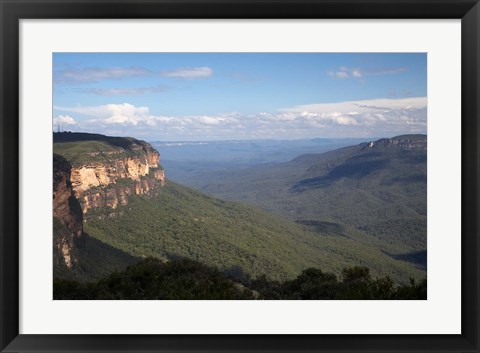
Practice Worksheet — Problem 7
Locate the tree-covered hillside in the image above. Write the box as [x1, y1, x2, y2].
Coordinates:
[183, 135, 427, 264]
[79, 181, 425, 283]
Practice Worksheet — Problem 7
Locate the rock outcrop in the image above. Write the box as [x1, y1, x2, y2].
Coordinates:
[53, 132, 166, 215]
[366, 135, 427, 151]
[70, 151, 165, 214]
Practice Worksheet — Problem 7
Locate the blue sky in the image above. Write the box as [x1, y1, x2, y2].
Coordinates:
[53, 53, 427, 141]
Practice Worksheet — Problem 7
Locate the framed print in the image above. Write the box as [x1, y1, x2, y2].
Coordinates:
[1, 0, 479, 352]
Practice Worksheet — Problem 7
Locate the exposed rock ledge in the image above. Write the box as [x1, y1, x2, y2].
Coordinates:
[71, 151, 166, 214]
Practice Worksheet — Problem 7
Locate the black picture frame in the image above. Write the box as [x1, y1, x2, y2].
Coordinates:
[1, 0, 479, 352]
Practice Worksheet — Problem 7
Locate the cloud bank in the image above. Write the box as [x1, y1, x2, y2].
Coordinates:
[54, 97, 427, 140]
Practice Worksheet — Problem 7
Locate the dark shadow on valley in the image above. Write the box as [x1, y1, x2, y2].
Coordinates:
[295, 220, 350, 238]
[385, 249, 427, 269]
[291, 158, 389, 192]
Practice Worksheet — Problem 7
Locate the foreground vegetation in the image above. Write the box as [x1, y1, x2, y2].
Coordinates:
[54, 257, 427, 300]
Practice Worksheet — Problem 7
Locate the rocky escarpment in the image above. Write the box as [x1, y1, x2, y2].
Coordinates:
[53, 132, 166, 216]
[71, 151, 165, 215]
[53, 154, 86, 268]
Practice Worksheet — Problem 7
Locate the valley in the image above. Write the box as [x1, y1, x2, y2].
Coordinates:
[53, 132, 427, 298]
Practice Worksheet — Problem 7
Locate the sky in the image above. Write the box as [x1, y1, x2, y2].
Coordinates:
[53, 53, 427, 141]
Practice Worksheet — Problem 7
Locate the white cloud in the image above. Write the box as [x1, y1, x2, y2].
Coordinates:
[53, 66, 213, 84]
[54, 103, 153, 126]
[104, 115, 130, 124]
[54, 66, 152, 84]
[327, 66, 407, 80]
[335, 116, 358, 125]
[335, 71, 349, 79]
[352, 69, 362, 78]
[53, 115, 76, 125]
[328, 68, 351, 79]
[161, 67, 213, 80]
[368, 67, 408, 75]
[80, 86, 168, 96]
[195, 116, 223, 125]
[54, 65, 214, 86]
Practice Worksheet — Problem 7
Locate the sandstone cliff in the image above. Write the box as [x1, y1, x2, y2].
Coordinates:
[70, 150, 165, 214]
[367, 135, 427, 151]
[53, 132, 166, 215]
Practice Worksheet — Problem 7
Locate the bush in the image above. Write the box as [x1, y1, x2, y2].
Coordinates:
[54, 259, 427, 300]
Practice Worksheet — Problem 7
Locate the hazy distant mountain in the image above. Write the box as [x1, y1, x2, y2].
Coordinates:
[153, 138, 370, 185]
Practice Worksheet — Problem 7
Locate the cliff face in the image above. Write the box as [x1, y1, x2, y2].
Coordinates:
[53, 132, 166, 216]
[70, 149, 165, 214]
[71, 148, 160, 191]
[53, 154, 85, 268]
